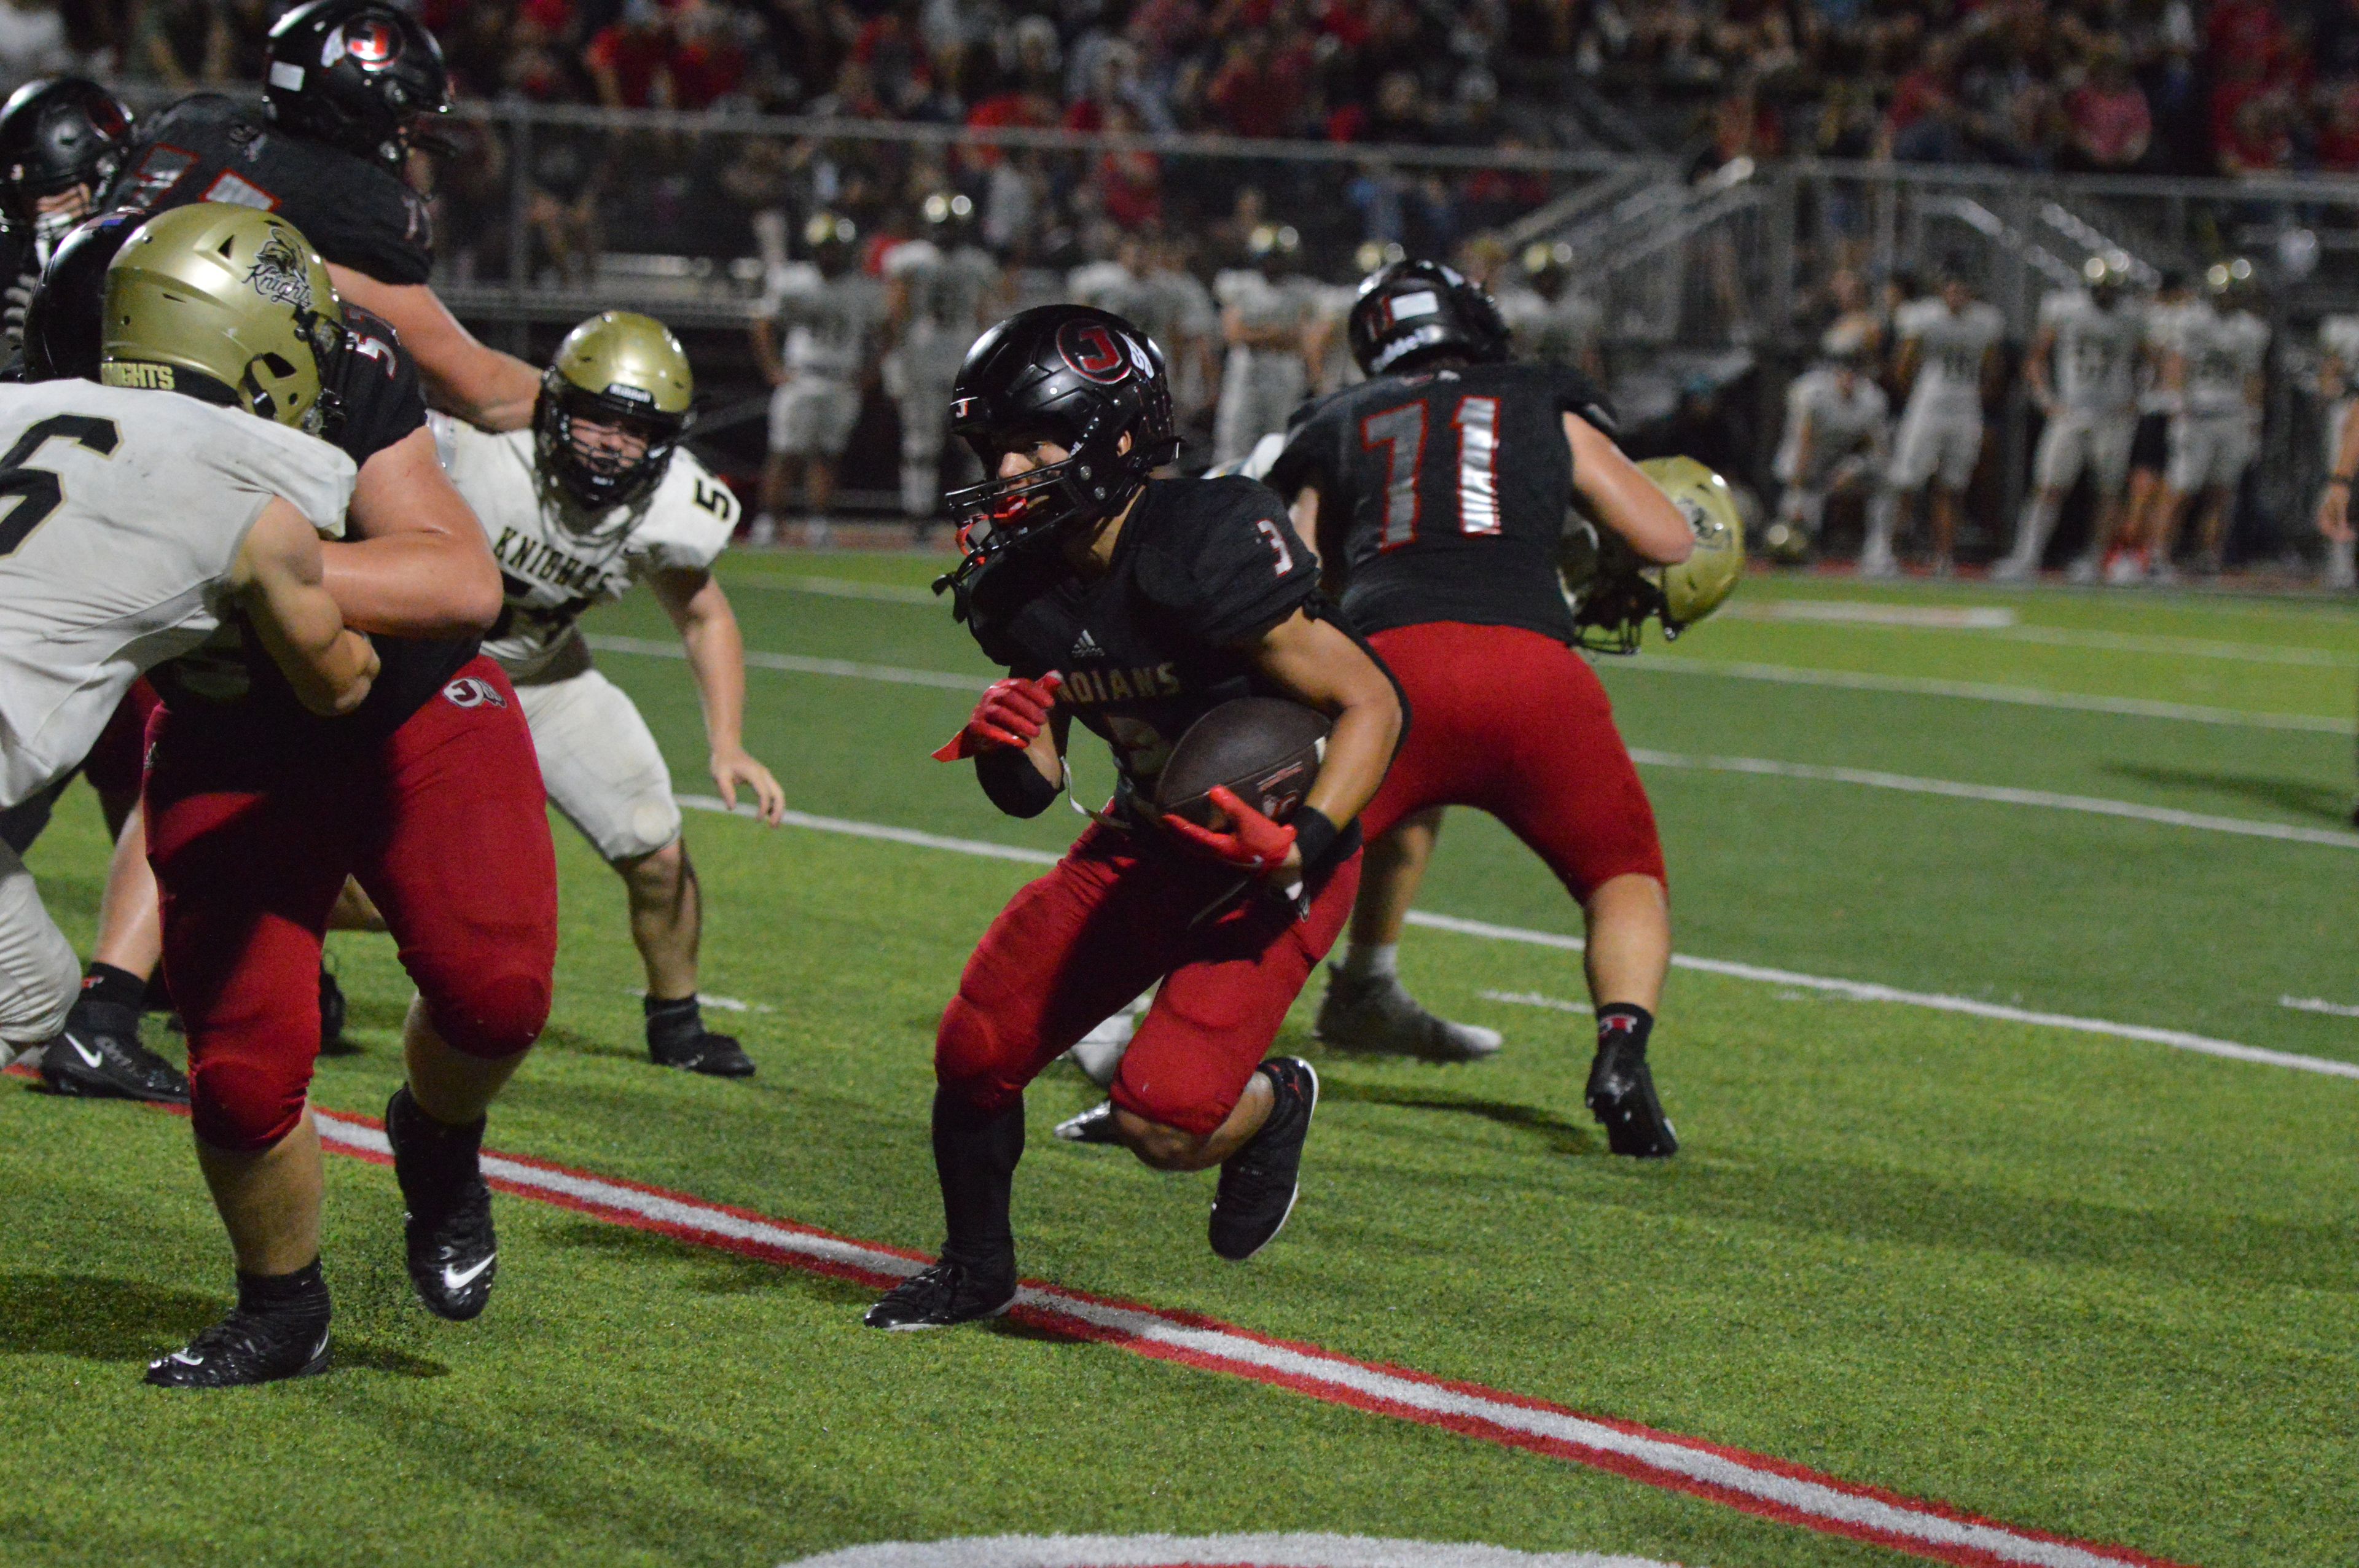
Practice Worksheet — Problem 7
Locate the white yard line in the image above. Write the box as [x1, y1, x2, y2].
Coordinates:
[727, 574, 942, 605]
[1728, 599, 2353, 668]
[305, 1110, 2189, 1568]
[2280, 996, 2359, 1019]
[678, 795, 2359, 1084]
[588, 634, 985, 692]
[1624, 748, 2359, 849]
[780, 1535, 1681, 1568]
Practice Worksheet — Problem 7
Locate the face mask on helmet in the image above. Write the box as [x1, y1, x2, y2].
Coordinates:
[536, 380, 685, 512]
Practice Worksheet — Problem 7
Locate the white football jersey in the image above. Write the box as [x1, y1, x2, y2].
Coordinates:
[2038, 289, 2142, 414]
[1497, 284, 1604, 367]
[1215, 269, 1320, 345]
[436, 418, 740, 682]
[0, 381, 354, 806]
[2139, 298, 2195, 412]
[1896, 297, 2004, 419]
[2319, 313, 2359, 379]
[1777, 366, 1888, 477]
[768, 264, 887, 381]
[888, 239, 1002, 333]
[2172, 305, 2269, 416]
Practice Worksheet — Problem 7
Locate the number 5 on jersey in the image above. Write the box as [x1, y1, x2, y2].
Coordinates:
[1360, 394, 1501, 549]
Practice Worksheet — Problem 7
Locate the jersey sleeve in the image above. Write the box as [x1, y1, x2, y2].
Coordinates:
[328, 304, 428, 466]
[1895, 300, 1933, 341]
[284, 166, 436, 286]
[1546, 364, 1619, 434]
[205, 415, 360, 540]
[1264, 393, 1347, 501]
[1135, 477, 1320, 647]
[634, 452, 741, 573]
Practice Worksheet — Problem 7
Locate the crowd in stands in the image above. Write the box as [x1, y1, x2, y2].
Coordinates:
[24, 0, 2359, 184]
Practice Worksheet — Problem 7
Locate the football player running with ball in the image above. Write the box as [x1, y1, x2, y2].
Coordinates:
[864, 305, 1401, 1330]
[1269, 260, 1699, 1156]
[437, 311, 786, 1077]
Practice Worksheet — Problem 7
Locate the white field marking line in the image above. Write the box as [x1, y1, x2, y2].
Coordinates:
[729, 574, 942, 605]
[678, 795, 2359, 1085]
[1731, 599, 2019, 629]
[587, 634, 985, 692]
[1623, 747, 2359, 850]
[1610, 656, 2349, 735]
[779, 1534, 1683, 1568]
[2280, 995, 2359, 1018]
[303, 1109, 2181, 1568]
[590, 630, 2346, 735]
[1727, 599, 2353, 668]
[1479, 989, 1594, 1014]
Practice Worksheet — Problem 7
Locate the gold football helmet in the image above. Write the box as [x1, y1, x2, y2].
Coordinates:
[100, 203, 343, 433]
[535, 310, 694, 512]
[1562, 455, 1745, 653]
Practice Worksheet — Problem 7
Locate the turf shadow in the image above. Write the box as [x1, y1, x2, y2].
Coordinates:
[543, 1220, 878, 1307]
[2099, 762, 2354, 825]
[1318, 1079, 1599, 1157]
[0, 1272, 447, 1376]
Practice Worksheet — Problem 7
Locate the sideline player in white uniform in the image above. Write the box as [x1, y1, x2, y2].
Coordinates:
[883, 193, 1003, 528]
[2153, 260, 2269, 581]
[440, 311, 788, 1077]
[2312, 310, 2359, 590]
[0, 208, 370, 1058]
[1498, 241, 1608, 383]
[1996, 257, 2144, 582]
[1864, 271, 2003, 577]
[1772, 343, 1888, 550]
[1212, 223, 1321, 466]
[751, 214, 885, 542]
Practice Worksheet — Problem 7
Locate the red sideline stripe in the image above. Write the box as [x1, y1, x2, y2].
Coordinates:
[308, 1104, 2191, 1568]
[1, 1071, 2194, 1568]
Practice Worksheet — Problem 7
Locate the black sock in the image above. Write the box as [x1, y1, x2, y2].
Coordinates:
[77, 961, 146, 1016]
[644, 994, 704, 1050]
[1596, 1004, 1655, 1056]
[931, 1086, 1023, 1276]
[235, 1258, 331, 1327]
[388, 1085, 485, 1208]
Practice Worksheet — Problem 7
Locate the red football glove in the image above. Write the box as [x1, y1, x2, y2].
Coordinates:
[1160, 785, 1297, 873]
[933, 673, 1063, 761]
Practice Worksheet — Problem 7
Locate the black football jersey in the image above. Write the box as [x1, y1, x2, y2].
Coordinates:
[1267, 361, 1617, 642]
[154, 304, 478, 741]
[103, 95, 435, 285]
[961, 475, 1321, 798]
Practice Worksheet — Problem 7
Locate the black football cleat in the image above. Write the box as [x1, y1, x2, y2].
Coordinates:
[385, 1087, 498, 1321]
[863, 1260, 1019, 1330]
[39, 997, 189, 1104]
[318, 965, 352, 1055]
[649, 1028, 756, 1078]
[1052, 1099, 1122, 1144]
[1209, 1058, 1318, 1262]
[1586, 1036, 1678, 1158]
[145, 1309, 331, 1389]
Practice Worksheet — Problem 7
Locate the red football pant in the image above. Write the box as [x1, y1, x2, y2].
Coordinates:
[146, 658, 558, 1152]
[937, 822, 1359, 1137]
[1361, 622, 1665, 899]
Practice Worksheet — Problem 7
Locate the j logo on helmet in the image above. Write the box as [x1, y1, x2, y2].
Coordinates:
[324, 20, 401, 69]
[1057, 320, 1130, 384]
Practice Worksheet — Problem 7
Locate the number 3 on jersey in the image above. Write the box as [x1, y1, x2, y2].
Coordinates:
[1360, 394, 1501, 549]
[0, 416, 122, 556]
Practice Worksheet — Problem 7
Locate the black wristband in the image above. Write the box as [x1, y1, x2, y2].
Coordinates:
[976, 747, 1059, 818]
[1291, 806, 1341, 872]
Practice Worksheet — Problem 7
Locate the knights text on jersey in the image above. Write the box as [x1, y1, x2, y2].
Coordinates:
[0, 380, 356, 805]
[960, 475, 1320, 791]
[104, 95, 435, 285]
[1267, 361, 1613, 642]
[435, 418, 741, 681]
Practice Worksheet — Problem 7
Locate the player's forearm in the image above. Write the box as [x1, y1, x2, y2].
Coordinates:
[326, 267, 542, 431]
[1305, 682, 1399, 829]
[681, 609, 750, 754]
[320, 532, 501, 636]
[2332, 401, 2359, 481]
[241, 561, 378, 716]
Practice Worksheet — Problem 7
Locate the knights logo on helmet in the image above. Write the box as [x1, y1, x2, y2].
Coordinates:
[1562, 456, 1745, 653]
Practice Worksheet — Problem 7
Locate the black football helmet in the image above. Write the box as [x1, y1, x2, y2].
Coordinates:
[938, 304, 1178, 596]
[1347, 258, 1511, 378]
[22, 208, 143, 382]
[264, 0, 450, 172]
[0, 79, 135, 248]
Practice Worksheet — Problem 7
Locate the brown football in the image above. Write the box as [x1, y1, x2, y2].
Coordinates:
[1154, 698, 1331, 829]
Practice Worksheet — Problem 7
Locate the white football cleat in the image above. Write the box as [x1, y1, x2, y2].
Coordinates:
[1315, 970, 1502, 1063]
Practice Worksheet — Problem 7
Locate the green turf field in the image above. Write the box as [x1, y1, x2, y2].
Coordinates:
[4, 558, 2354, 1567]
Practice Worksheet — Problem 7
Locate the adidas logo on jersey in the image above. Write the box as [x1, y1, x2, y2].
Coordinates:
[1071, 628, 1104, 660]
